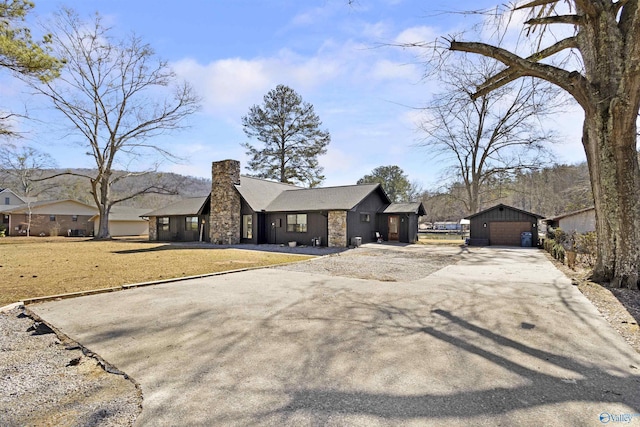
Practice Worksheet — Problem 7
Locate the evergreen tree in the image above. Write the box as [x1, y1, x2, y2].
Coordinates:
[241, 84, 330, 187]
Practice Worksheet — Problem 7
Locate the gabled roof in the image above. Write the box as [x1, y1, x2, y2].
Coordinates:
[143, 196, 210, 217]
[465, 203, 544, 220]
[89, 206, 150, 222]
[546, 206, 595, 221]
[0, 188, 27, 205]
[381, 202, 426, 215]
[234, 176, 301, 211]
[264, 183, 388, 212]
[0, 199, 98, 214]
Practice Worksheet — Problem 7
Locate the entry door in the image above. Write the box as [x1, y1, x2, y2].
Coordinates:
[388, 215, 399, 241]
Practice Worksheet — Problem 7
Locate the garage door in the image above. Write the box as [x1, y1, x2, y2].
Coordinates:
[489, 222, 531, 246]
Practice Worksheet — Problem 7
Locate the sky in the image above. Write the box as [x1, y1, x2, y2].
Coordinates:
[2, 0, 586, 189]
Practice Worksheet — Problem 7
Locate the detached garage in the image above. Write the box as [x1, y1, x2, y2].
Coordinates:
[465, 204, 543, 247]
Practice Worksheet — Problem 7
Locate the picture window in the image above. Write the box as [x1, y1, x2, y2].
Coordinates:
[185, 217, 198, 231]
[286, 214, 307, 233]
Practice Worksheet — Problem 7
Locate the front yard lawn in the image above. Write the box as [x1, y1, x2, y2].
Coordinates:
[0, 237, 313, 306]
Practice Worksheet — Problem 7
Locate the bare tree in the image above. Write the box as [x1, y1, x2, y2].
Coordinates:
[440, 1, 640, 289]
[0, 143, 57, 196]
[419, 55, 558, 215]
[25, 10, 200, 239]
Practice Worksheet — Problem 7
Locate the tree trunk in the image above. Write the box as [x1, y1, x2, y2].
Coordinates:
[584, 107, 640, 290]
[95, 176, 112, 240]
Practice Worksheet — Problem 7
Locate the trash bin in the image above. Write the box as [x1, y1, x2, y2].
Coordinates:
[520, 232, 532, 247]
[350, 236, 362, 247]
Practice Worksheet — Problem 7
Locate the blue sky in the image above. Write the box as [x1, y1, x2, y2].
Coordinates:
[3, 0, 585, 189]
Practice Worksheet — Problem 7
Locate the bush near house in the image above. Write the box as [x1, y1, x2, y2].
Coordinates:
[544, 228, 597, 268]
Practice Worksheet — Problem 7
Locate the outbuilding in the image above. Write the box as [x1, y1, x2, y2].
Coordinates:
[465, 204, 543, 247]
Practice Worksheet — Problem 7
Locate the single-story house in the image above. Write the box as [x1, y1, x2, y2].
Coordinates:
[144, 159, 426, 247]
[0, 193, 149, 237]
[545, 207, 595, 234]
[465, 204, 544, 247]
[0, 199, 98, 236]
[90, 206, 150, 236]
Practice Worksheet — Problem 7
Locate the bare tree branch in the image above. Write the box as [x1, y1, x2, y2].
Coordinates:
[22, 9, 200, 239]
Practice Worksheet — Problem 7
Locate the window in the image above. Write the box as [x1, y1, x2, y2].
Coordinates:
[158, 217, 169, 231]
[242, 215, 252, 239]
[49, 215, 56, 221]
[4, 197, 9, 205]
[185, 217, 198, 231]
[360, 213, 370, 223]
[72, 215, 78, 222]
[287, 214, 307, 233]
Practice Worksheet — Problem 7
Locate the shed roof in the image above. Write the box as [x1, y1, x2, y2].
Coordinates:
[264, 183, 388, 212]
[465, 203, 544, 220]
[546, 206, 595, 221]
[143, 196, 209, 217]
[234, 176, 301, 211]
[381, 202, 426, 215]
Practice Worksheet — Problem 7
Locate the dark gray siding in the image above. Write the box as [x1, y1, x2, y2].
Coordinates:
[240, 199, 258, 244]
[157, 215, 209, 242]
[377, 213, 420, 243]
[265, 212, 328, 246]
[348, 190, 389, 243]
[469, 205, 539, 246]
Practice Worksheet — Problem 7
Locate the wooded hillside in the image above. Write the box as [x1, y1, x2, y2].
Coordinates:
[420, 162, 593, 223]
[1, 162, 596, 219]
[0, 169, 212, 210]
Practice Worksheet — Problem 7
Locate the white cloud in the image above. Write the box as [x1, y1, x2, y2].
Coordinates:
[370, 59, 421, 81]
[394, 25, 438, 46]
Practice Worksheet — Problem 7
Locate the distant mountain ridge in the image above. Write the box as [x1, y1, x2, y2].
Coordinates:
[0, 168, 212, 210]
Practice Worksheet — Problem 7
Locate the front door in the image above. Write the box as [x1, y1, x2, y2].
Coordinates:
[388, 215, 399, 241]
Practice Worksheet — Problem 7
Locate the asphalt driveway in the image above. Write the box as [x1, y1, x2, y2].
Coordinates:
[29, 245, 640, 426]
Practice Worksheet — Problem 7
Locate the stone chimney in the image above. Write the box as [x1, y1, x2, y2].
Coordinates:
[210, 160, 241, 244]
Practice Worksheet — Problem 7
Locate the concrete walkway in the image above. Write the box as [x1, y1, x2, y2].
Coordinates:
[29, 246, 640, 426]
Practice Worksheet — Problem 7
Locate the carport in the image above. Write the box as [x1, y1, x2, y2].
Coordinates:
[466, 204, 543, 246]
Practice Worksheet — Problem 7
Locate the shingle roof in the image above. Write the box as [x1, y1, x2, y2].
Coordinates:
[90, 206, 150, 222]
[265, 183, 385, 212]
[235, 176, 301, 211]
[546, 206, 595, 221]
[381, 202, 426, 215]
[465, 203, 544, 220]
[0, 199, 97, 214]
[142, 196, 209, 217]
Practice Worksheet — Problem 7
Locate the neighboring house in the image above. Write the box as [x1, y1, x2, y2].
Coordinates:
[145, 159, 426, 247]
[545, 207, 596, 234]
[0, 199, 98, 236]
[465, 204, 543, 247]
[0, 189, 28, 231]
[90, 206, 150, 237]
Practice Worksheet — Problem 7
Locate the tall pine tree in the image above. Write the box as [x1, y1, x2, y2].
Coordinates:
[241, 84, 330, 187]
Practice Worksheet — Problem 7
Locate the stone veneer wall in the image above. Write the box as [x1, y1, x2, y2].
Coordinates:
[210, 160, 242, 244]
[327, 210, 347, 247]
[148, 216, 157, 240]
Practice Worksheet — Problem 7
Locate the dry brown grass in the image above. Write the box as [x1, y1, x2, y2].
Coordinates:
[417, 234, 466, 246]
[0, 237, 313, 306]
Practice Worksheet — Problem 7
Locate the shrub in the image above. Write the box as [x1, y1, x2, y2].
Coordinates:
[575, 232, 597, 267]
